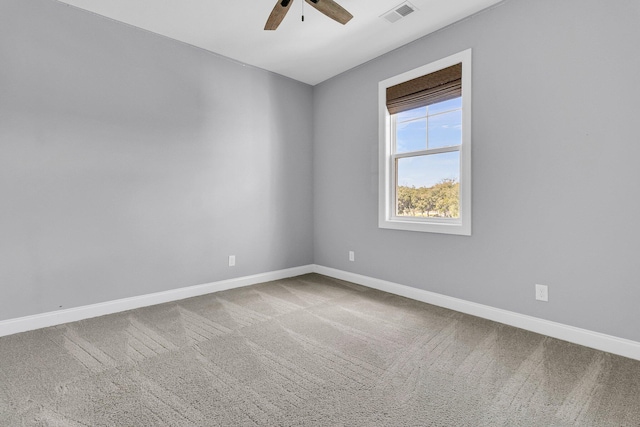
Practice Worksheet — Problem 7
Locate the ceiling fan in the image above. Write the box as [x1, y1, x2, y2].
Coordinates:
[265, 0, 353, 30]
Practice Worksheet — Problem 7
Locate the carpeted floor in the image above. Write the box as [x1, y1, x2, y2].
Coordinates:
[1, 273, 639, 426]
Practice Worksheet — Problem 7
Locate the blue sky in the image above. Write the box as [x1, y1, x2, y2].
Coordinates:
[396, 97, 461, 188]
[397, 152, 459, 188]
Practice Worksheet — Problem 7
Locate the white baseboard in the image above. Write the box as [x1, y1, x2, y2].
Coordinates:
[313, 265, 640, 362]
[4, 264, 639, 362]
[0, 265, 314, 338]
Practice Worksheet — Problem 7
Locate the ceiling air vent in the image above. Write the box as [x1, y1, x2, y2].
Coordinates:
[381, 2, 417, 23]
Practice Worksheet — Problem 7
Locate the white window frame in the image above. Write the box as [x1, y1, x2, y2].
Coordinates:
[378, 49, 472, 235]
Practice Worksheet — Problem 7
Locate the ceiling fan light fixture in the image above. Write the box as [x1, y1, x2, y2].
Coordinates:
[265, 0, 353, 30]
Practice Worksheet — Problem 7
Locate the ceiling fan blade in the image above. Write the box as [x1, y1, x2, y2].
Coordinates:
[265, 0, 294, 30]
[304, 0, 353, 25]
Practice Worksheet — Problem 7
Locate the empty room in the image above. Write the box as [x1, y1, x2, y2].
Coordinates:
[1, 0, 639, 425]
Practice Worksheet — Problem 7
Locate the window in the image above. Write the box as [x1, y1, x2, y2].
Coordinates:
[378, 49, 471, 235]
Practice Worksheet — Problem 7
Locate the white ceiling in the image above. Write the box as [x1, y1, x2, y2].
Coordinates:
[55, 0, 503, 85]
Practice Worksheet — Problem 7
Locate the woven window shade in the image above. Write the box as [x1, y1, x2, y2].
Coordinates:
[386, 63, 462, 115]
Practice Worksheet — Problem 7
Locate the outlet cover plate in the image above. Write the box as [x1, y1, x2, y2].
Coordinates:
[535, 284, 548, 302]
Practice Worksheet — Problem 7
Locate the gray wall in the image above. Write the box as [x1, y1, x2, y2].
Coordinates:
[0, 0, 313, 321]
[2, 0, 639, 344]
[313, 0, 640, 341]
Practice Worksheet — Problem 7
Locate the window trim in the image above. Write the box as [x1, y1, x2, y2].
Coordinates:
[378, 49, 472, 235]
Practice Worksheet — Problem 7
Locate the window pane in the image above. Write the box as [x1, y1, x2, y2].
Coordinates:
[396, 152, 460, 218]
[397, 106, 426, 122]
[428, 110, 462, 149]
[396, 118, 426, 153]
[428, 97, 462, 115]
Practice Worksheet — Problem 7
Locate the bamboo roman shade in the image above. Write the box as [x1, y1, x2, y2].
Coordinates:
[386, 63, 462, 115]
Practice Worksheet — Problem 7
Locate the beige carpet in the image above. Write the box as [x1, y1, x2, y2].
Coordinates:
[1, 273, 639, 426]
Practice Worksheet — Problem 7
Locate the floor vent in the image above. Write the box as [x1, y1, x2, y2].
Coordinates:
[381, 2, 417, 23]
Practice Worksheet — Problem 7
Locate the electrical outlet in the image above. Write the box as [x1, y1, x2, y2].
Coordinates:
[535, 284, 548, 302]
[349, 251, 355, 262]
[228, 255, 236, 267]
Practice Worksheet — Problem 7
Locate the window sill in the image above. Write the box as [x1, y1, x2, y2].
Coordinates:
[379, 217, 471, 235]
